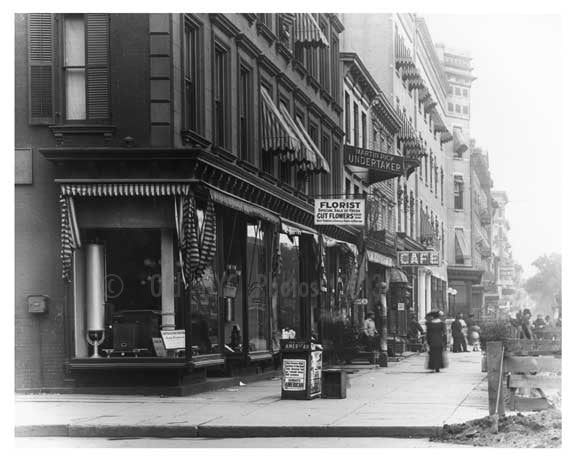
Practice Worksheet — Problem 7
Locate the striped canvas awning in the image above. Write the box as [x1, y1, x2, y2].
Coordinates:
[60, 183, 191, 197]
[395, 34, 415, 70]
[59, 182, 216, 286]
[293, 13, 329, 47]
[260, 87, 301, 161]
[279, 105, 330, 174]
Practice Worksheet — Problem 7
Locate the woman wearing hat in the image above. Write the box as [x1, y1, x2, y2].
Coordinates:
[426, 311, 447, 372]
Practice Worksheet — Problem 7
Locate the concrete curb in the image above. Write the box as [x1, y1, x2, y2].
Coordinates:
[15, 424, 441, 439]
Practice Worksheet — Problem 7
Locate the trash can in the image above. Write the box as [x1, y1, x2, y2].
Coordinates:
[322, 369, 347, 399]
[280, 339, 322, 400]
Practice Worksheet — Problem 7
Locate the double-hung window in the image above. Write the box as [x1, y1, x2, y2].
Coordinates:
[184, 18, 202, 134]
[213, 44, 229, 148]
[62, 14, 110, 122]
[238, 65, 252, 161]
[454, 175, 464, 210]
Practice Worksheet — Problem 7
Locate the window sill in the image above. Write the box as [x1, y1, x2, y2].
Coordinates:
[276, 41, 293, 62]
[320, 88, 332, 105]
[307, 74, 321, 92]
[256, 22, 276, 46]
[237, 158, 259, 174]
[49, 124, 116, 146]
[258, 170, 278, 185]
[181, 129, 212, 149]
[292, 59, 307, 78]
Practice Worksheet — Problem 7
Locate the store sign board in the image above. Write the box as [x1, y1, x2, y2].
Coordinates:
[282, 359, 306, 391]
[397, 250, 440, 266]
[160, 330, 186, 349]
[344, 145, 404, 174]
[499, 266, 515, 282]
[314, 199, 365, 226]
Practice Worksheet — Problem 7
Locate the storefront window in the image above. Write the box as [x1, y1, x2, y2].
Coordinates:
[74, 227, 182, 358]
[246, 221, 269, 351]
[189, 263, 221, 355]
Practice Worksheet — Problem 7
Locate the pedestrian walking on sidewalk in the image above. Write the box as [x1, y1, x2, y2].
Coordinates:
[426, 311, 447, 372]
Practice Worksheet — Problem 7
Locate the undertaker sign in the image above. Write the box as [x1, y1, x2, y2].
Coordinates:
[344, 145, 404, 174]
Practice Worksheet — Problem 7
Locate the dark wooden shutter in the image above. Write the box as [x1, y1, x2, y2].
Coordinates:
[27, 13, 54, 125]
[86, 14, 110, 120]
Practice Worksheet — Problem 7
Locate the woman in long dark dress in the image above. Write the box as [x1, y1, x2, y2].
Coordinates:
[426, 311, 447, 372]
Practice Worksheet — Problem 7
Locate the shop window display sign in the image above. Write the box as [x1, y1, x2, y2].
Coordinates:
[160, 330, 186, 349]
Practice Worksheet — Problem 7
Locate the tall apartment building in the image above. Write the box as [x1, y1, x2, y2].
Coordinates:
[340, 14, 453, 326]
[492, 190, 516, 313]
[436, 44, 481, 317]
[470, 144, 496, 319]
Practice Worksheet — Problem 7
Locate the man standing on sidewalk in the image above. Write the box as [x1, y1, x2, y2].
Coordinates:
[451, 313, 468, 352]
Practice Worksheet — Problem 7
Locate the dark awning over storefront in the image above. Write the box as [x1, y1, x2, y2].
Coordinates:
[293, 13, 329, 47]
[207, 185, 280, 224]
[389, 267, 409, 284]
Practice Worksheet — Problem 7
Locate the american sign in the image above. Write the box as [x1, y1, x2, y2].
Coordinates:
[314, 199, 365, 226]
[397, 250, 440, 266]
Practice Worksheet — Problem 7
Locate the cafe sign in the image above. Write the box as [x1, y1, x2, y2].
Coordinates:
[344, 145, 404, 174]
[314, 199, 365, 226]
[397, 250, 440, 266]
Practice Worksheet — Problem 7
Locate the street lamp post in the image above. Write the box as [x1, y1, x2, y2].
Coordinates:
[447, 288, 458, 317]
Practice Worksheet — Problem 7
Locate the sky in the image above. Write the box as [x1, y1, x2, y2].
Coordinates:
[425, 15, 563, 278]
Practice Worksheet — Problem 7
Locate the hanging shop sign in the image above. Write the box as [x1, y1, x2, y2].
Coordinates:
[314, 198, 365, 226]
[397, 250, 440, 266]
[344, 145, 404, 174]
[499, 266, 515, 283]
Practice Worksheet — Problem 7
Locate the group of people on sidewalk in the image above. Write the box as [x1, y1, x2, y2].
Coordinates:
[508, 308, 560, 340]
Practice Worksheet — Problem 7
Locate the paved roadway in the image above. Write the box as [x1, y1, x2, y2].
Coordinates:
[14, 436, 472, 448]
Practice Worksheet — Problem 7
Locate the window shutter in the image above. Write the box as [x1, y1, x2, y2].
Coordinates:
[86, 14, 110, 120]
[28, 13, 54, 125]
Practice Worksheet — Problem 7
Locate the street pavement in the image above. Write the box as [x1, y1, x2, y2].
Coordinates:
[15, 351, 487, 439]
[15, 436, 475, 448]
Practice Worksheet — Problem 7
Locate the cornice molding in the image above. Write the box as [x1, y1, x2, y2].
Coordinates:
[209, 13, 240, 38]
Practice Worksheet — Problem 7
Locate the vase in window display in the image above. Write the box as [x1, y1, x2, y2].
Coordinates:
[86, 243, 106, 358]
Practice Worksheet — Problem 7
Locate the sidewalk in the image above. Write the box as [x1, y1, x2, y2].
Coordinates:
[15, 351, 488, 438]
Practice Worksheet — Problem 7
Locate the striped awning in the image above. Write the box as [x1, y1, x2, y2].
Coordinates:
[397, 110, 426, 160]
[60, 183, 191, 197]
[279, 105, 330, 174]
[395, 34, 414, 70]
[59, 182, 216, 286]
[293, 13, 329, 47]
[260, 87, 301, 160]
